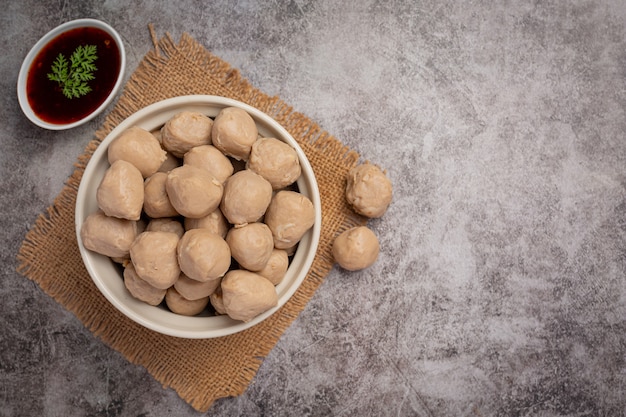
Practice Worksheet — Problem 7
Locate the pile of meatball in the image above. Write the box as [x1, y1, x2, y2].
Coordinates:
[81, 107, 315, 322]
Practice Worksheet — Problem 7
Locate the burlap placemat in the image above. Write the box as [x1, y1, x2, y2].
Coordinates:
[16, 29, 366, 411]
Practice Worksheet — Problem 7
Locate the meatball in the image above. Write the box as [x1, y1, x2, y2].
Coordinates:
[80, 212, 138, 258]
[345, 163, 392, 218]
[209, 286, 227, 315]
[247, 137, 301, 190]
[332, 226, 380, 271]
[183, 144, 234, 184]
[226, 222, 274, 272]
[264, 190, 316, 249]
[143, 172, 179, 218]
[145, 218, 184, 238]
[177, 229, 231, 282]
[130, 231, 181, 289]
[161, 111, 213, 158]
[211, 107, 258, 161]
[96, 160, 144, 221]
[108, 126, 167, 178]
[165, 165, 223, 219]
[220, 169, 272, 226]
[221, 270, 278, 322]
[165, 287, 209, 316]
[174, 273, 221, 301]
[123, 262, 167, 306]
[184, 208, 230, 239]
[257, 249, 289, 285]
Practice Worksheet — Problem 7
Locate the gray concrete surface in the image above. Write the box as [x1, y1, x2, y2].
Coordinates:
[2, 1, 625, 416]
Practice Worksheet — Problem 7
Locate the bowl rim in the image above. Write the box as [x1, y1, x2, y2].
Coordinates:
[17, 18, 126, 131]
[75, 95, 322, 339]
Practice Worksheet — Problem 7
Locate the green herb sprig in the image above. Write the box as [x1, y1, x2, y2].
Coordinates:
[47, 44, 98, 99]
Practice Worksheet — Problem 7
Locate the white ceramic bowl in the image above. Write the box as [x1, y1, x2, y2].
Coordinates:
[17, 19, 126, 130]
[75, 95, 322, 339]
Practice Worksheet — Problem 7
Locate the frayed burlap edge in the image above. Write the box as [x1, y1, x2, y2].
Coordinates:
[17, 29, 366, 412]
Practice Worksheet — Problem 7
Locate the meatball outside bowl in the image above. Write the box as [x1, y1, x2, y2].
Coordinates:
[75, 95, 321, 339]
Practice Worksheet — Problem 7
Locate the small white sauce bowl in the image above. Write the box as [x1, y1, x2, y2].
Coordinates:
[17, 18, 126, 130]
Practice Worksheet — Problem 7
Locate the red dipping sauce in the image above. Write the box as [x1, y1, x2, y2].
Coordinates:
[26, 27, 121, 125]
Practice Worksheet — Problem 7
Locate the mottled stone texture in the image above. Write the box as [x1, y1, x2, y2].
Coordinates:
[2, 1, 625, 416]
